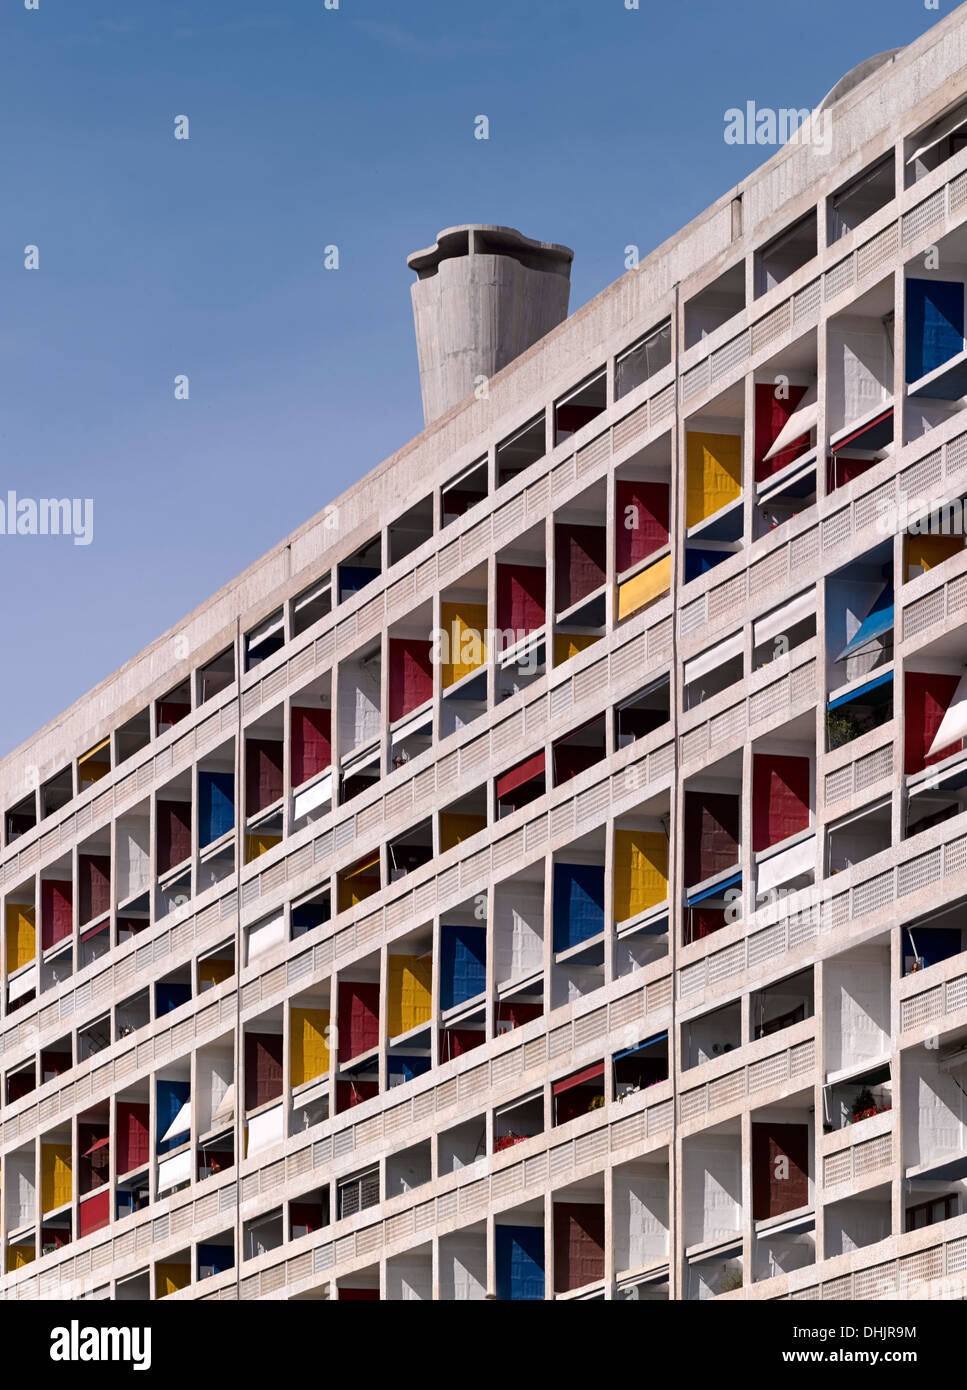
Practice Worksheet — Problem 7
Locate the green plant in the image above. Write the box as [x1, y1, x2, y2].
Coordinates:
[719, 1265, 744, 1292]
[825, 710, 859, 750]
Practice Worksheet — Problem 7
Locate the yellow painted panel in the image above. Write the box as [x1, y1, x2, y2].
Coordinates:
[6, 1245, 34, 1271]
[78, 760, 110, 788]
[617, 555, 672, 621]
[156, 1261, 191, 1298]
[441, 602, 487, 688]
[686, 431, 742, 527]
[337, 854, 380, 913]
[904, 533, 963, 581]
[439, 812, 487, 853]
[553, 633, 601, 667]
[5, 904, 35, 973]
[198, 957, 234, 989]
[244, 833, 282, 864]
[291, 1007, 330, 1087]
[387, 954, 432, 1038]
[41, 1143, 72, 1213]
[614, 830, 669, 924]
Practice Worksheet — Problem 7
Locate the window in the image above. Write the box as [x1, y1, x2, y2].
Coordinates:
[338, 1166, 379, 1220]
[615, 321, 671, 399]
[905, 1194, 957, 1232]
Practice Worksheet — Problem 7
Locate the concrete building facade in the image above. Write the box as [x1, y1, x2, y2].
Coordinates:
[4, 6, 967, 1303]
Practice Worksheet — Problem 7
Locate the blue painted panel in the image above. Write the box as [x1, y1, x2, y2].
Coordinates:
[198, 1243, 234, 1276]
[553, 863, 605, 952]
[156, 982, 191, 1016]
[906, 278, 965, 383]
[156, 1079, 190, 1155]
[495, 1224, 545, 1301]
[685, 547, 729, 582]
[911, 927, 962, 970]
[198, 771, 234, 846]
[388, 1055, 431, 1083]
[440, 925, 486, 1010]
[339, 565, 380, 599]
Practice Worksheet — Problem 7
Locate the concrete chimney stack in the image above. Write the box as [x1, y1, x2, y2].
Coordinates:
[407, 224, 574, 427]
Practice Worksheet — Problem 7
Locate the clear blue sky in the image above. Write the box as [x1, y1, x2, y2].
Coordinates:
[0, 0, 950, 756]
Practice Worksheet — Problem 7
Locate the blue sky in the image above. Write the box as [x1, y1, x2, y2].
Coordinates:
[0, 0, 950, 756]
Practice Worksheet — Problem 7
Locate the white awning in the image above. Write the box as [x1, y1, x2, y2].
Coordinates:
[293, 772, 333, 820]
[764, 383, 819, 460]
[247, 1103, 283, 1158]
[160, 1100, 192, 1145]
[391, 706, 432, 745]
[211, 1082, 235, 1127]
[157, 1148, 192, 1194]
[247, 611, 284, 650]
[927, 671, 967, 757]
[684, 630, 744, 686]
[340, 742, 380, 777]
[294, 579, 331, 612]
[754, 590, 816, 647]
[757, 836, 815, 895]
[444, 457, 486, 493]
[292, 1077, 329, 1111]
[907, 102, 967, 164]
[247, 913, 285, 965]
[8, 965, 37, 1003]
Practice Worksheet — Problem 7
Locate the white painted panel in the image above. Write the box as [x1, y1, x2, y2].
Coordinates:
[247, 1103, 283, 1158]
[247, 913, 285, 966]
[494, 881, 544, 984]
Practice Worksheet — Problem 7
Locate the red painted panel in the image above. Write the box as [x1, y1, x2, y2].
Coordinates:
[336, 1080, 379, 1112]
[754, 382, 808, 482]
[494, 1001, 543, 1032]
[555, 524, 606, 611]
[688, 906, 726, 944]
[826, 454, 877, 492]
[339, 1287, 380, 1300]
[752, 754, 810, 852]
[157, 802, 191, 875]
[496, 750, 545, 801]
[553, 738, 602, 783]
[78, 1190, 110, 1238]
[615, 481, 669, 574]
[752, 1122, 809, 1219]
[290, 1201, 326, 1235]
[245, 1032, 284, 1111]
[41, 880, 72, 951]
[78, 854, 110, 926]
[439, 1028, 485, 1061]
[7, 1071, 35, 1101]
[78, 1124, 109, 1195]
[157, 701, 190, 731]
[337, 981, 380, 1062]
[116, 1102, 150, 1174]
[905, 672, 962, 773]
[441, 489, 481, 519]
[683, 792, 740, 886]
[40, 1050, 71, 1081]
[291, 707, 331, 787]
[496, 564, 545, 641]
[246, 740, 284, 815]
[554, 1202, 605, 1293]
[388, 639, 434, 723]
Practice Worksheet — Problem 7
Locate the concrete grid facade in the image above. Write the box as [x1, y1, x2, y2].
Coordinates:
[6, 8, 967, 1305]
